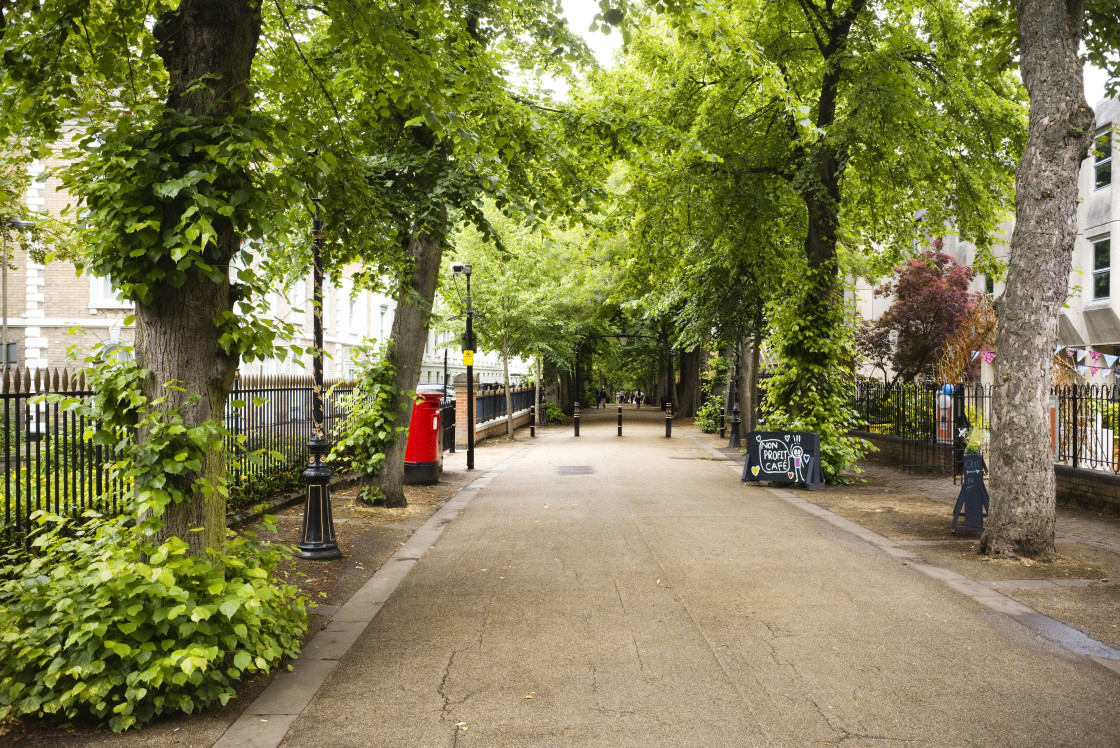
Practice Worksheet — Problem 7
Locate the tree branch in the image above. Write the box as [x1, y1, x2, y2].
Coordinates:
[273, 0, 341, 122]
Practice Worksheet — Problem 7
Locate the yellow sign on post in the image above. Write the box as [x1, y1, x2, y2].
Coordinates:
[463, 350, 474, 366]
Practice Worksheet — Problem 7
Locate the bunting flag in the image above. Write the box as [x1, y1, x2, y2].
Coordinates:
[1067, 348, 1078, 358]
[971, 350, 980, 361]
[982, 351, 997, 364]
[1055, 345, 1064, 356]
[1106, 354, 1118, 369]
[1090, 351, 1102, 363]
[1078, 349, 1091, 363]
[1078, 365, 1090, 376]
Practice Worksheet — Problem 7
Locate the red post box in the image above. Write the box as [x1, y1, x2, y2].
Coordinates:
[404, 391, 443, 485]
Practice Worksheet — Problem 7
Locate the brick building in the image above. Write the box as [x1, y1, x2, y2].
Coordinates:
[3, 157, 522, 387]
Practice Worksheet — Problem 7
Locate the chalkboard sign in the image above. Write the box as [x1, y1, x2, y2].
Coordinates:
[742, 432, 824, 490]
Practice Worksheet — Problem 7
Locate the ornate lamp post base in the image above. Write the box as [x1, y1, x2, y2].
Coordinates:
[295, 438, 341, 560]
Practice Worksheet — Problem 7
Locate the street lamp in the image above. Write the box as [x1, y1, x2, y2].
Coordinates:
[295, 200, 342, 561]
[451, 262, 475, 470]
[2, 219, 35, 368]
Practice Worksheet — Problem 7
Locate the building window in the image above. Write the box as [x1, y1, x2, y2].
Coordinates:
[985, 275, 994, 296]
[1093, 237, 1111, 300]
[88, 274, 133, 310]
[3, 341, 16, 364]
[1095, 128, 1112, 189]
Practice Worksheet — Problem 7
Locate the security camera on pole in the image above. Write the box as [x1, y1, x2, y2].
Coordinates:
[451, 262, 475, 470]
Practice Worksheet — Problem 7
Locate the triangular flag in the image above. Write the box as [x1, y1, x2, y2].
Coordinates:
[1090, 351, 1102, 363]
[1105, 354, 1117, 368]
[1055, 345, 1064, 356]
[1077, 349, 1090, 363]
[1079, 365, 1090, 376]
[971, 350, 980, 361]
[982, 351, 997, 364]
[1067, 348, 1077, 358]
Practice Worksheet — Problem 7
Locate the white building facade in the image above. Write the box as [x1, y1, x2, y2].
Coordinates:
[851, 98, 1116, 381]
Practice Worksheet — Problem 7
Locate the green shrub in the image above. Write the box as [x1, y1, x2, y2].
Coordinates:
[226, 465, 304, 510]
[0, 350, 309, 732]
[695, 397, 723, 433]
[328, 345, 404, 479]
[544, 401, 566, 424]
[357, 484, 384, 505]
[0, 512, 306, 733]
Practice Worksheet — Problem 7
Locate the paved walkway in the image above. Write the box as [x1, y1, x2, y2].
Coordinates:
[218, 408, 1120, 747]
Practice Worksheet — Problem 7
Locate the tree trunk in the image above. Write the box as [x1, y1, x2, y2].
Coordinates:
[141, 0, 260, 554]
[677, 348, 702, 417]
[534, 356, 541, 427]
[379, 212, 446, 508]
[983, 0, 1094, 560]
[502, 338, 513, 438]
[559, 368, 572, 414]
[136, 274, 238, 554]
[747, 331, 762, 432]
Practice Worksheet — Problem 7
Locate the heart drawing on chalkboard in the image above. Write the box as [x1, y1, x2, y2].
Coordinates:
[787, 472, 794, 479]
[750, 465, 760, 476]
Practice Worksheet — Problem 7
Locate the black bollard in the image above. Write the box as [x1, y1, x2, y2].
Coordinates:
[729, 403, 741, 448]
[952, 452, 989, 533]
[719, 406, 726, 439]
[530, 405, 536, 438]
[574, 401, 581, 437]
[665, 401, 673, 438]
[617, 405, 623, 436]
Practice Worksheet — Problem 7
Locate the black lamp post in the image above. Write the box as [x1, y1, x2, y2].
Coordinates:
[573, 341, 582, 436]
[453, 263, 475, 469]
[728, 348, 741, 449]
[295, 201, 341, 561]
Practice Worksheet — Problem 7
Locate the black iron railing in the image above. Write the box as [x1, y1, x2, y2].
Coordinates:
[2, 368, 355, 547]
[852, 381, 1120, 473]
[1, 367, 127, 546]
[475, 386, 534, 425]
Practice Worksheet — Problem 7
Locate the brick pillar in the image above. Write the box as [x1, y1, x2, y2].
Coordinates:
[455, 394, 469, 448]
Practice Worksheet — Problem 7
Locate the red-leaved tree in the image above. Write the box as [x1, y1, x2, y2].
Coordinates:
[873, 248, 979, 384]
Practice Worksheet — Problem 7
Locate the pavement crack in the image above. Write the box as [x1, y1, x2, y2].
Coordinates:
[438, 648, 460, 717]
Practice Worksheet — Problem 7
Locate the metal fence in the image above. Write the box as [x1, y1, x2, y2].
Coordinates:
[475, 385, 534, 425]
[852, 381, 1120, 475]
[2, 367, 127, 545]
[225, 373, 355, 492]
[2, 368, 355, 545]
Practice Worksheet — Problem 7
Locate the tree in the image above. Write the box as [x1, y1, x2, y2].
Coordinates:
[1, 0, 600, 534]
[856, 320, 893, 386]
[588, 0, 1025, 477]
[872, 249, 979, 384]
[983, 0, 1117, 560]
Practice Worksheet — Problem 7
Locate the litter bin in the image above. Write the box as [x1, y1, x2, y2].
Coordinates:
[404, 391, 443, 485]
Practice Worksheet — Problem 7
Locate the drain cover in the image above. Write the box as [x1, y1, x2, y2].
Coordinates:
[557, 465, 594, 475]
